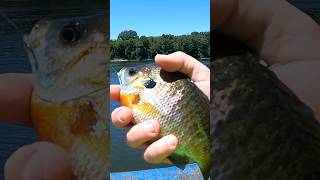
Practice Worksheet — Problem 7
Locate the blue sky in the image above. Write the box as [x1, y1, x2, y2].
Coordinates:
[110, 0, 210, 39]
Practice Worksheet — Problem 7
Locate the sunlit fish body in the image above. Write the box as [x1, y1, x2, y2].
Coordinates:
[118, 64, 210, 177]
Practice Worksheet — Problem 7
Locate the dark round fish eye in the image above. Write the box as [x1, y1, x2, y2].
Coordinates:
[60, 22, 84, 44]
[144, 79, 157, 89]
[128, 68, 137, 76]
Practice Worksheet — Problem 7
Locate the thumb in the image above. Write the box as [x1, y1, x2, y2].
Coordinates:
[4, 141, 75, 180]
[155, 52, 210, 98]
[155, 51, 209, 83]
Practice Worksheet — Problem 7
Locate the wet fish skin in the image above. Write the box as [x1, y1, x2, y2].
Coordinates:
[25, 14, 108, 180]
[211, 53, 320, 179]
[118, 64, 211, 177]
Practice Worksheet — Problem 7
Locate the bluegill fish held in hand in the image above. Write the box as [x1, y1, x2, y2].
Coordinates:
[24, 14, 108, 180]
[118, 64, 210, 176]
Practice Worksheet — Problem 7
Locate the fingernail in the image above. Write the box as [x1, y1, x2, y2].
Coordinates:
[145, 121, 155, 133]
[166, 135, 178, 149]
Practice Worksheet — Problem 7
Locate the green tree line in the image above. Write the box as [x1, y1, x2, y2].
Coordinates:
[110, 30, 210, 60]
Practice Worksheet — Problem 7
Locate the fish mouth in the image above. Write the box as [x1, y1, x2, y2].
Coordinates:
[117, 69, 141, 108]
[119, 92, 140, 108]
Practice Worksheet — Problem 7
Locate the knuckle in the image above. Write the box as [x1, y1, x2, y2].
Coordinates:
[174, 51, 184, 56]
[126, 121, 160, 148]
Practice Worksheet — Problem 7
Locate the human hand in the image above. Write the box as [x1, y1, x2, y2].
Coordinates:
[213, 0, 320, 119]
[0, 74, 74, 180]
[4, 142, 74, 180]
[111, 51, 210, 164]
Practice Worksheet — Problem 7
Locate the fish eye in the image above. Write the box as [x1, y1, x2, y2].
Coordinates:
[128, 68, 137, 76]
[144, 79, 157, 89]
[60, 22, 84, 44]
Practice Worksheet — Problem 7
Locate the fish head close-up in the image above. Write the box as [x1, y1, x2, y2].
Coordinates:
[24, 14, 108, 103]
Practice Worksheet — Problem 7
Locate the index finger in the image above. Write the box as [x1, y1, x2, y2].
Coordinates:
[110, 84, 120, 101]
[155, 51, 210, 83]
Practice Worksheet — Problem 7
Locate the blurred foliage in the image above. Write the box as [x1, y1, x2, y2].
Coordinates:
[111, 30, 210, 60]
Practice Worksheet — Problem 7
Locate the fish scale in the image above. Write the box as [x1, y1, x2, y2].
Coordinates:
[118, 64, 210, 178]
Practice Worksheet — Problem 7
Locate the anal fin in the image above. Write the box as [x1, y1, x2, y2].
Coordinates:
[168, 153, 189, 169]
